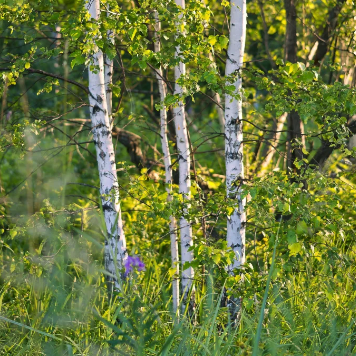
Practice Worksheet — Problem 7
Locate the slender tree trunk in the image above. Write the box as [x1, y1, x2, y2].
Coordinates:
[284, 0, 297, 63]
[284, 0, 304, 174]
[225, 0, 247, 319]
[153, 10, 180, 315]
[313, 0, 347, 66]
[258, 113, 288, 176]
[214, 91, 225, 131]
[0, 76, 7, 126]
[208, 53, 225, 131]
[286, 110, 304, 173]
[257, 0, 275, 69]
[86, 0, 127, 293]
[173, 0, 194, 306]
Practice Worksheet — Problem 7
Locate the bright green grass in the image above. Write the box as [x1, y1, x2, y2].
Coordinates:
[0, 246, 355, 356]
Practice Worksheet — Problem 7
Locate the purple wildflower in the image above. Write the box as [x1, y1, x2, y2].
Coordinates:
[124, 255, 145, 277]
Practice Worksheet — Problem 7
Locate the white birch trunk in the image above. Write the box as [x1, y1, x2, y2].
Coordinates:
[173, 0, 194, 303]
[153, 10, 180, 314]
[104, 56, 113, 119]
[86, 0, 127, 291]
[225, 0, 247, 273]
[104, 21, 113, 119]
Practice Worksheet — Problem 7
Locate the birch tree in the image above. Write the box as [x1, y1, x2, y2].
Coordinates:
[86, 0, 127, 292]
[173, 0, 194, 304]
[153, 10, 180, 314]
[224, 0, 247, 315]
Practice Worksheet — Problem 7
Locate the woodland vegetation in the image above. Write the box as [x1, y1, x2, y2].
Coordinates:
[1, 0, 356, 355]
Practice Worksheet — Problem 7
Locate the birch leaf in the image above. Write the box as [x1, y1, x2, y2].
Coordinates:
[288, 242, 302, 255]
[296, 220, 308, 235]
[212, 254, 221, 264]
[208, 35, 217, 46]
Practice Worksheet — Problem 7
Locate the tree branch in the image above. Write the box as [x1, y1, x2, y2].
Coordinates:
[0, 67, 94, 99]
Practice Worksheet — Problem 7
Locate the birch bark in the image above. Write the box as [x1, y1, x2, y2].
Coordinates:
[104, 25, 113, 119]
[86, 0, 127, 292]
[173, 0, 194, 303]
[225, 0, 247, 273]
[153, 10, 180, 314]
[104, 54, 113, 119]
[224, 0, 247, 323]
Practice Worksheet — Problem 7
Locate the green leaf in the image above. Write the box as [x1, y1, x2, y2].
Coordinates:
[9, 230, 17, 238]
[212, 254, 221, 264]
[301, 71, 314, 83]
[10, 263, 16, 272]
[312, 217, 321, 229]
[203, 71, 217, 84]
[71, 55, 85, 69]
[70, 29, 82, 41]
[168, 267, 177, 277]
[287, 229, 296, 244]
[218, 36, 229, 49]
[289, 63, 300, 74]
[208, 35, 217, 46]
[282, 202, 290, 213]
[165, 94, 178, 106]
[296, 220, 308, 235]
[128, 28, 137, 40]
[250, 188, 257, 199]
[183, 261, 191, 271]
[268, 25, 277, 35]
[138, 60, 147, 69]
[106, 47, 116, 61]
[294, 159, 303, 169]
[288, 242, 302, 255]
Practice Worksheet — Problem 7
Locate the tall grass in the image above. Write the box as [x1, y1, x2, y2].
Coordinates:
[1, 243, 355, 355]
[1, 179, 356, 355]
